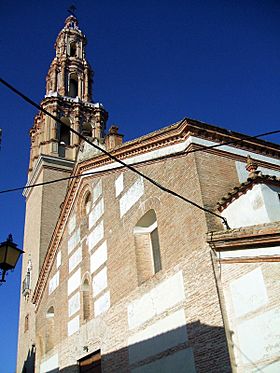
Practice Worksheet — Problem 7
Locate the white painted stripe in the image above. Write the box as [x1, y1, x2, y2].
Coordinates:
[220, 246, 280, 259]
[68, 292, 80, 317]
[49, 271, 59, 295]
[81, 136, 280, 177]
[120, 177, 144, 217]
[90, 241, 108, 273]
[40, 353, 59, 373]
[68, 268, 81, 296]
[68, 315, 80, 336]
[69, 246, 82, 273]
[94, 291, 110, 317]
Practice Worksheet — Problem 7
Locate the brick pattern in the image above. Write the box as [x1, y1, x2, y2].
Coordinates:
[34, 153, 232, 372]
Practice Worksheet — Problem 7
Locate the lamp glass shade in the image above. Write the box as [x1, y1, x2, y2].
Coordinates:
[0, 246, 5, 264]
[6, 245, 22, 269]
[0, 240, 23, 271]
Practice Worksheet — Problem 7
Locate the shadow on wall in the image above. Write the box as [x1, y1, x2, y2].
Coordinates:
[21, 345, 35, 373]
[22, 321, 231, 373]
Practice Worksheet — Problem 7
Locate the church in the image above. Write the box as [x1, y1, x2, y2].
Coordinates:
[17, 15, 280, 373]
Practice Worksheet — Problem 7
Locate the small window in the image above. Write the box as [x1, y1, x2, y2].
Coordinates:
[81, 278, 91, 321]
[134, 210, 162, 284]
[46, 306, 55, 352]
[81, 122, 92, 137]
[46, 306, 54, 318]
[69, 74, 78, 97]
[70, 42, 76, 57]
[84, 192, 92, 215]
[58, 118, 71, 157]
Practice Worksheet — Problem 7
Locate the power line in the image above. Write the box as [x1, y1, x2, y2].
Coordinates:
[185, 127, 280, 155]
[0, 170, 105, 195]
[1, 78, 280, 228]
[7, 78, 279, 230]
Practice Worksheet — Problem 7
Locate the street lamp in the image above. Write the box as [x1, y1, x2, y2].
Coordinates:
[0, 234, 24, 283]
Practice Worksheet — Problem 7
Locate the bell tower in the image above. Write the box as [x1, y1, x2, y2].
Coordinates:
[28, 15, 108, 174]
[17, 16, 108, 373]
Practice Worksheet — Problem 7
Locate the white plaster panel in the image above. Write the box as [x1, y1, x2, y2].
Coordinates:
[230, 268, 268, 318]
[236, 308, 280, 364]
[236, 161, 280, 183]
[222, 185, 271, 229]
[262, 184, 280, 222]
[128, 292, 155, 331]
[152, 271, 185, 315]
[115, 173, 124, 197]
[69, 246, 82, 273]
[90, 241, 107, 274]
[89, 198, 104, 228]
[131, 348, 196, 373]
[92, 267, 108, 296]
[87, 221, 104, 251]
[68, 214, 76, 235]
[220, 246, 280, 259]
[94, 291, 110, 317]
[68, 291, 80, 317]
[56, 250, 61, 269]
[128, 271, 185, 330]
[120, 177, 144, 217]
[128, 309, 187, 364]
[49, 271, 59, 295]
[40, 353, 59, 373]
[93, 180, 102, 203]
[67, 315, 80, 336]
[82, 140, 191, 176]
[68, 268, 81, 296]
[68, 228, 80, 255]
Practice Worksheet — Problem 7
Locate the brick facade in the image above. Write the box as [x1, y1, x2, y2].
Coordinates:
[17, 15, 280, 373]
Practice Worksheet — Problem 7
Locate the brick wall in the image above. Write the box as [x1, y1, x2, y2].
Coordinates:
[35, 152, 232, 372]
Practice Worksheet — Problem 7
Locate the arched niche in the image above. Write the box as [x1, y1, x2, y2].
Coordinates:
[134, 209, 162, 284]
[69, 73, 78, 97]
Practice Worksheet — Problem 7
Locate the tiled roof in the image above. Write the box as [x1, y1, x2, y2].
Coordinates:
[217, 172, 280, 211]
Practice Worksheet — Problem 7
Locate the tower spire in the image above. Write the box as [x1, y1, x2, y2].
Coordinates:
[28, 16, 108, 174]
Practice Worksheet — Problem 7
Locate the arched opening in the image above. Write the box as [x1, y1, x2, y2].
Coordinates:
[45, 306, 55, 352]
[70, 42, 76, 57]
[81, 122, 92, 137]
[134, 209, 162, 284]
[84, 192, 92, 215]
[58, 117, 71, 157]
[81, 278, 91, 322]
[46, 306, 54, 318]
[69, 74, 78, 97]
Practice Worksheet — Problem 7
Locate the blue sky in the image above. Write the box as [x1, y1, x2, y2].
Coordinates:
[1, 0, 280, 371]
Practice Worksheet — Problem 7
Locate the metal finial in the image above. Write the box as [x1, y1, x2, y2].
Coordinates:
[246, 155, 259, 178]
[7, 234, 13, 242]
[67, 5, 77, 17]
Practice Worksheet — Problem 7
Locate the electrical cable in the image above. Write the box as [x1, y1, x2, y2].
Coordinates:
[185, 127, 280, 155]
[4, 78, 279, 229]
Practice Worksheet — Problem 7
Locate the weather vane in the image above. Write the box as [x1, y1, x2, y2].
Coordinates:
[67, 5, 77, 17]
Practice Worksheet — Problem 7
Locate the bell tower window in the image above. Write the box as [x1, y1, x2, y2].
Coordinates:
[69, 74, 78, 97]
[70, 42, 77, 57]
[58, 118, 71, 157]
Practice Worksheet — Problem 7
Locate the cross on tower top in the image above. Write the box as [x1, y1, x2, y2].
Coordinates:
[67, 5, 77, 17]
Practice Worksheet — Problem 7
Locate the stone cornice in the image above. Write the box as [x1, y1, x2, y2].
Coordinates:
[207, 221, 280, 250]
[24, 154, 74, 199]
